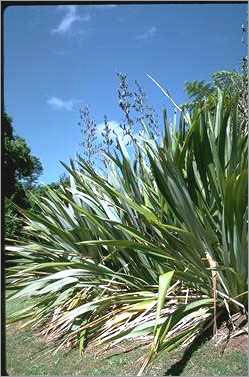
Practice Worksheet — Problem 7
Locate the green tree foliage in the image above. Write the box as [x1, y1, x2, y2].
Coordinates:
[183, 59, 248, 133]
[3, 111, 43, 239]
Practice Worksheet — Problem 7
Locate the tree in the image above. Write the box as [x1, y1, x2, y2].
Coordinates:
[3, 112, 42, 198]
[183, 23, 248, 132]
[3, 111, 43, 238]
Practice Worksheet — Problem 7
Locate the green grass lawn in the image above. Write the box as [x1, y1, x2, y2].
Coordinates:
[5, 298, 248, 376]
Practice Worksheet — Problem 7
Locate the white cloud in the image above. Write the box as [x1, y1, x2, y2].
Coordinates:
[136, 26, 157, 40]
[52, 5, 90, 34]
[47, 97, 74, 111]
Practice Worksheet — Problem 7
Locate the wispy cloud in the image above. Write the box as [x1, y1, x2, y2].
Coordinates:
[136, 26, 157, 40]
[95, 5, 117, 10]
[52, 5, 90, 34]
[47, 97, 75, 111]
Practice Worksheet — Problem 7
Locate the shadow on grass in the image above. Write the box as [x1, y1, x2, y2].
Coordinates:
[163, 331, 211, 376]
[163, 312, 229, 376]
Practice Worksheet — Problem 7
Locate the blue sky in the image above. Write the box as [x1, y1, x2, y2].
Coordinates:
[4, 2, 247, 184]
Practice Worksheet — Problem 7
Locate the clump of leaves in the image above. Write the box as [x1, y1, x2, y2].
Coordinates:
[7, 73, 247, 375]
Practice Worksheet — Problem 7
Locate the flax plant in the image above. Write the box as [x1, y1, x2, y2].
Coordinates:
[6, 77, 247, 375]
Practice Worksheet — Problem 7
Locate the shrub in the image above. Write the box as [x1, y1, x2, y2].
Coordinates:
[6, 77, 247, 375]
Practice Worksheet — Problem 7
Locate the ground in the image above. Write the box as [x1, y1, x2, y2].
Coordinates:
[5, 298, 248, 376]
